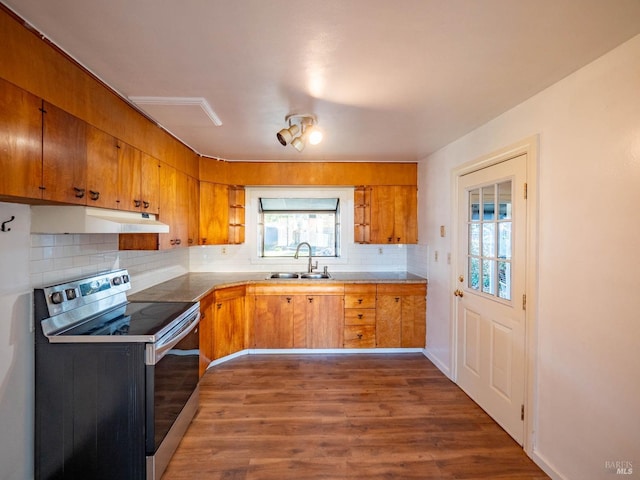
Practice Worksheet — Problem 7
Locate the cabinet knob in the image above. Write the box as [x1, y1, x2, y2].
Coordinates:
[358, 314, 363, 319]
[387, 237, 393, 242]
[74, 187, 85, 198]
[357, 334, 363, 339]
[89, 190, 100, 201]
[395, 297, 400, 302]
[216, 303, 222, 309]
[175, 239, 182, 245]
[308, 297, 314, 303]
[286, 297, 292, 303]
[170, 239, 176, 245]
[201, 238, 207, 244]
[357, 298, 363, 304]
[143, 201, 150, 209]
[134, 199, 142, 208]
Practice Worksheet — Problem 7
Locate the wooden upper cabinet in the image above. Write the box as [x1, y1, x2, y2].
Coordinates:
[116, 143, 160, 214]
[117, 141, 142, 211]
[187, 175, 200, 246]
[42, 102, 88, 204]
[199, 182, 229, 245]
[86, 125, 119, 209]
[0, 78, 42, 199]
[369, 185, 417, 244]
[354, 186, 372, 244]
[157, 162, 177, 249]
[140, 152, 160, 214]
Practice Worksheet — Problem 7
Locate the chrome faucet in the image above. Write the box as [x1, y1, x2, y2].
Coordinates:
[294, 242, 318, 273]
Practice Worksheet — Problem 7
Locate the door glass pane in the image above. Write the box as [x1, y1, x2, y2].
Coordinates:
[482, 186, 495, 220]
[482, 259, 494, 294]
[498, 261, 511, 300]
[482, 223, 495, 257]
[469, 257, 480, 290]
[498, 222, 511, 259]
[469, 223, 480, 256]
[498, 181, 512, 220]
[469, 189, 480, 221]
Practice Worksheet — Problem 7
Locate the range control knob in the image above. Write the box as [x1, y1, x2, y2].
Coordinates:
[112, 276, 122, 286]
[50, 291, 64, 304]
[122, 275, 130, 283]
[65, 288, 77, 300]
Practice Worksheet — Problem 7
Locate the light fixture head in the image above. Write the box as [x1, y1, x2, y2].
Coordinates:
[276, 124, 300, 146]
[277, 113, 322, 150]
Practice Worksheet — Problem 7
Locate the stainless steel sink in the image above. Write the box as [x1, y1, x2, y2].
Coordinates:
[268, 272, 299, 279]
[300, 272, 331, 279]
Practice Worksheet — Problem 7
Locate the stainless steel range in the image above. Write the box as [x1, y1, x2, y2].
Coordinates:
[33, 269, 200, 480]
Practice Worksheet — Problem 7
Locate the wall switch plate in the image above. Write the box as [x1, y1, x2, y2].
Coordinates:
[440, 225, 446, 237]
[434, 251, 439, 262]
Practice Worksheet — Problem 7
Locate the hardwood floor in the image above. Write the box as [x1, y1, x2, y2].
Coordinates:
[162, 354, 548, 479]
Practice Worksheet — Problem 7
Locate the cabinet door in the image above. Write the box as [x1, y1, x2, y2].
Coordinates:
[86, 125, 119, 209]
[400, 295, 426, 348]
[254, 296, 294, 348]
[394, 185, 418, 244]
[199, 182, 229, 244]
[304, 295, 344, 349]
[213, 295, 245, 359]
[42, 102, 87, 204]
[187, 176, 200, 246]
[157, 162, 177, 249]
[173, 170, 189, 247]
[376, 295, 402, 347]
[199, 293, 214, 377]
[140, 152, 160, 214]
[369, 186, 395, 244]
[117, 141, 142, 212]
[0, 78, 42, 199]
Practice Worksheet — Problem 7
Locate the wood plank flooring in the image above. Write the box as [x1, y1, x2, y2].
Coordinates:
[162, 353, 548, 479]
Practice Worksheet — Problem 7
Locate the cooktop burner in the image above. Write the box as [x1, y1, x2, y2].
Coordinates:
[59, 301, 196, 339]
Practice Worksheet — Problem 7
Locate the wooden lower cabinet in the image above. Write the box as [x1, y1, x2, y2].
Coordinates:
[212, 286, 245, 359]
[198, 293, 214, 377]
[344, 284, 377, 348]
[253, 284, 344, 349]
[376, 283, 427, 348]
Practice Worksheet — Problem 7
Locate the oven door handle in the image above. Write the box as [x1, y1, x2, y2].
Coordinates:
[146, 311, 200, 365]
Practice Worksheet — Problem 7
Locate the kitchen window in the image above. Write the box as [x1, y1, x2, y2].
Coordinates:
[258, 198, 340, 257]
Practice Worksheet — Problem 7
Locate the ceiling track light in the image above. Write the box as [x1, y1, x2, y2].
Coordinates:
[276, 113, 323, 151]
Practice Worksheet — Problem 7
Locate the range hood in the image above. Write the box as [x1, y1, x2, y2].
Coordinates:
[30, 206, 170, 234]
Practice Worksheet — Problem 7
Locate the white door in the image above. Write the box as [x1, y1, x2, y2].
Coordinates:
[455, 154, 527, 444]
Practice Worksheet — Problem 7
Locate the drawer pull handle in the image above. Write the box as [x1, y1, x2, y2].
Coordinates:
[308, 297, 314, 303]
[358, 314, 363, 319]
[134, 199, 142, 208]
[89, 190, 100, 201]
[286, 297, 292, 303]
[357, 298, 363, 304]
[395, 297, 400, 302]
[74, 187, 85, 198]
[357, 334, 363, 339]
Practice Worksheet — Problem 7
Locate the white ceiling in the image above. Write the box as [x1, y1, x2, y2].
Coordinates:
[4, 0, 640, 162]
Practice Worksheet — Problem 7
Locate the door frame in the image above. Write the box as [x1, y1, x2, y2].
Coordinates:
[450, 135, 539, 455]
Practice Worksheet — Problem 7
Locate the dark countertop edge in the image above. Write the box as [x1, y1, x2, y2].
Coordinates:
[129, 272, 427, 303]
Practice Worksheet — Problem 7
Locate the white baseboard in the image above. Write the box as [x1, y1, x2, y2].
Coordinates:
[422, 348, 452, 379]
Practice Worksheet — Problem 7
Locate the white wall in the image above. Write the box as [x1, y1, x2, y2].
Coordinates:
[420, 34, 640, 479]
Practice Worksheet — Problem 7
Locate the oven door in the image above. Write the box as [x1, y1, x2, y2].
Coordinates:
[145, 315, 200, 479]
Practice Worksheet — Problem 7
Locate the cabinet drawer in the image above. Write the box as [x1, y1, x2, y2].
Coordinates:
[344, 325, 376, 348]
[344, 309, 376, 325]
[344, 294, 376, 309]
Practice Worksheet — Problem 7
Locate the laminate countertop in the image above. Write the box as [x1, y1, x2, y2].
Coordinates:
[129, 272, 427, 303]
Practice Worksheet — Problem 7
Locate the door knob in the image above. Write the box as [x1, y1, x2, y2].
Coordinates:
[454, 289, 464, 298]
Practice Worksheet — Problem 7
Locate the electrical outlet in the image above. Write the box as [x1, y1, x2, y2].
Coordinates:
[434, 250, 439, 262]
[378, 247, 383, 255]
[221, 247, 227, 255]
[440, 225, 446, 237]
